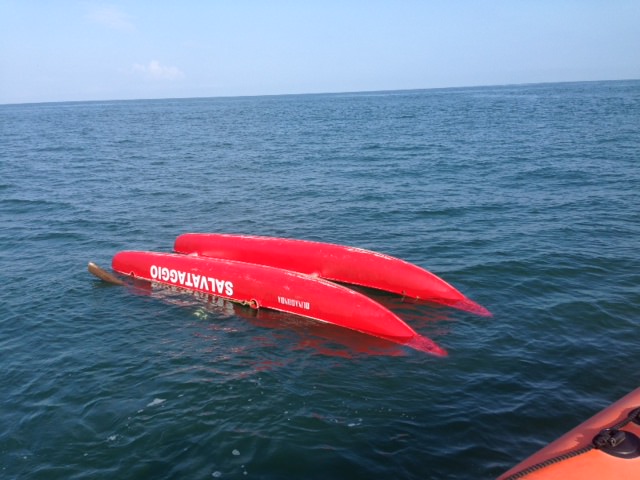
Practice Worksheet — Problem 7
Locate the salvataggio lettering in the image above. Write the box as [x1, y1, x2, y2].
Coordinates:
[150, 264, 234, 296]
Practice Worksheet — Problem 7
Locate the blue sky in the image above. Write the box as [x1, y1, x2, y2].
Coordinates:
[1, 1, 639, 104]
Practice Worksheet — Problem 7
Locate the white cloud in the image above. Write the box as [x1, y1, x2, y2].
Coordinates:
[86, 4, 135, 31]
[132, 60, 185, 80]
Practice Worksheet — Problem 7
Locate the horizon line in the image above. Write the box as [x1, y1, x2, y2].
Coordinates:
[2, 77, 638, 107]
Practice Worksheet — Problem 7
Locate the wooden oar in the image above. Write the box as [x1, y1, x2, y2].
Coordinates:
[88, 261, 125, 286]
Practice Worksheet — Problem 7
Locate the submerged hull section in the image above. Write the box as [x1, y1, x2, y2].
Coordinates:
[499, 387, 640, 479]
[174, 233, 491, 316]
[112, 251, 447, 356]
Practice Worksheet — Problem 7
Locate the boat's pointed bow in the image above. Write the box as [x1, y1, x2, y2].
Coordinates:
[435, 296, 492, 317]
[403, 335, 448, 357]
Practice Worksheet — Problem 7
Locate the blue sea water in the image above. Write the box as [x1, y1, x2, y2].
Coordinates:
[1, 80, 639, 479]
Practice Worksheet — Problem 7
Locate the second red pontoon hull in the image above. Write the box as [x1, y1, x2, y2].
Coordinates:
[174, 233, 491, 316]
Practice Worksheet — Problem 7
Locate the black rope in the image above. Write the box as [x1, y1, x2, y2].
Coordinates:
[609, 406, 640, 430]
[501, 445, 593, 480]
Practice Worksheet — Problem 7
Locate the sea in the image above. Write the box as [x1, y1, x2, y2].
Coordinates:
[1, 80, 638, 479]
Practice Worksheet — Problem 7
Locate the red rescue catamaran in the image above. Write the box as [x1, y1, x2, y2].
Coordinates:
[111, 251, 448, 356]
[174, 233, 491, 317]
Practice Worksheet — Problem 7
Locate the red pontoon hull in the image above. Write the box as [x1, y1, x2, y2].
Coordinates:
[112, 251, 447, 356]
[174, 233, 491, 316]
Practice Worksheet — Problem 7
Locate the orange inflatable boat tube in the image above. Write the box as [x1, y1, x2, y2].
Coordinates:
[499, 387, 640, 479]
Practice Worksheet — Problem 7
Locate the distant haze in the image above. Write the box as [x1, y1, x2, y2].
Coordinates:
[1, 1, 638, 104]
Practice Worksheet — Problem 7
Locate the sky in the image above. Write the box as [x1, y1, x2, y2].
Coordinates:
[1, 1, 639, 104]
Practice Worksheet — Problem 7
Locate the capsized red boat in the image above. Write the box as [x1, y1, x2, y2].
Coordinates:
[499, 387, 640, 479]
[111, 251, 447, 356]
[174, 233, 491, 316]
